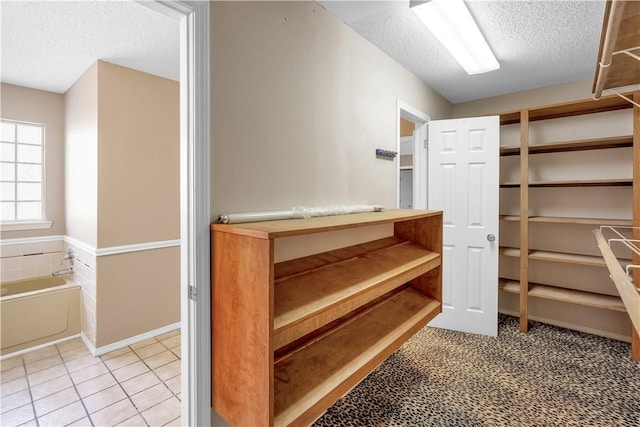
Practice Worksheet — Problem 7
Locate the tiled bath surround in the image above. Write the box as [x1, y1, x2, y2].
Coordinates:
[0, 239, 71, 282]
[65, 240, 97, 349]
[1, 237, 98, 353]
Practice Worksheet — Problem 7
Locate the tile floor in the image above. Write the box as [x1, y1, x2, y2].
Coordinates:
[0, 330, 182, 426]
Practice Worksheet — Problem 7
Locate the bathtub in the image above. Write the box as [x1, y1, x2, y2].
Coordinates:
[1, 276, 81, 356]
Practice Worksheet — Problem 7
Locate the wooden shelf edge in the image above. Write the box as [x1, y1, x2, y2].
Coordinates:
[499, 247, 521, 258]
[528, 250, 606, 267]
[498, 278, 520, 294]
[528, 93, 633, 121]
[501, 179, 633, 188]
[500, 248, 630, 267]
[499, 279, 626, 312]
[528, 284, 626, 312]
[211, 209, 442, 239]
[500, 215, 633, 226]
[273, 288, 441, 427]
[500, 135, 633, 156]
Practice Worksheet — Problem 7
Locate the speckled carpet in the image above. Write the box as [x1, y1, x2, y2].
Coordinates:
[313, 315, 640, 427]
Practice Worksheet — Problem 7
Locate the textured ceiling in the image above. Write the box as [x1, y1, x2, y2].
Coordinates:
[318, 0, 607, 103]
[0, 1, 179, 94]
[1, 1, 606, 103]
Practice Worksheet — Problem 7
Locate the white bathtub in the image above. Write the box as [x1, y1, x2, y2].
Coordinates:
[1, 275, 81, 356]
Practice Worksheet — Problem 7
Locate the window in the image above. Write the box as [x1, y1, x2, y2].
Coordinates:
[1, 119, 45, 222]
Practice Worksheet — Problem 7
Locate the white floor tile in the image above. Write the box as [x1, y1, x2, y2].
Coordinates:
[130, 383, 172, 412]
[0, 403, 35, 427]
[33, 387, 79, 417]
[36, 401, 87, 427]
[121, 371, 161, 397]
[83, 384, 127, 414]
[0, 389, 32, 415]
[76, 372, 117, 398]
[30, 375, 73, 401]
[141, 397, 181, 427]
[89, 398, 138, 427]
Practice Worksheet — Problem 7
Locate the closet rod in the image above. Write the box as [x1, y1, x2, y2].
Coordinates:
[593, 0, 626, 100]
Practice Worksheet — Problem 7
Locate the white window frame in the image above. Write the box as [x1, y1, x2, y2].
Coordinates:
[0, 118, 52, 231]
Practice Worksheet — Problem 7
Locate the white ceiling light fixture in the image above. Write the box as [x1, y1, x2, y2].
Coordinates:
[411, 0, 500, 75]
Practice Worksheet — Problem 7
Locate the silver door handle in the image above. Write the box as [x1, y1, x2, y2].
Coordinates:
[487, 234, 495, 242]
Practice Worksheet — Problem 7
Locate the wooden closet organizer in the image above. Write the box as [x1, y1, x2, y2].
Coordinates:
[496, 92, 639, 360]
[211, 209, 443, 426]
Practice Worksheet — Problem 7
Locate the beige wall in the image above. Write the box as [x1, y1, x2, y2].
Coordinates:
[93, 61, 180, 347]
[62, 61, 180, 349]
[97, 61, 180, 248]
[0, 83, 65, 239]
[96, 247, 180, 347]
[65, 63, 99, 248]
[451, 78, 594, 118]
[210, 1, 451, 219]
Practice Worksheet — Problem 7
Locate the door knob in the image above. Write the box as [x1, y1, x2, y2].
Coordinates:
[487, 234, 496, 242]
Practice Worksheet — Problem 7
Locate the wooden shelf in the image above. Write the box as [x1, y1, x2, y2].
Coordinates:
[496, 94, 632, 126]
[499, 247, 521, 258]
[500, 215, 632, 226]
[211, 209, 441, 240]
[273, 240, 440, 350]
[528, 94, 632, 122]
[499, 247, 628, 267]
[528, 250, 606, 267]
[273, 287, 440, 427]
[500, 178, 632, 188]
[499, 279, 625, 312]
[498, 278, 520, 294]
[212, 209, 443, 426]
[500, 135, 633, 156]
[529, 284, 626, 312]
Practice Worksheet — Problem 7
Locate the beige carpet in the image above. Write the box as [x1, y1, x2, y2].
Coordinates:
[313, 315, 640, 427]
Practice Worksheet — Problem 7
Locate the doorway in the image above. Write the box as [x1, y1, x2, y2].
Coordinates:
[396, 101, 430, 209]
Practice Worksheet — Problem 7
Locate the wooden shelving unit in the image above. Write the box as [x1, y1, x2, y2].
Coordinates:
[497, 92, 638, 342]
[211, 209, 442, 426]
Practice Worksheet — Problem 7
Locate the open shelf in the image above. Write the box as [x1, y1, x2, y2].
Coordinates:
[499, 279, 625, 312]
[500, 135, 633, 156]
[499, 247, 627, 267]
[500, 178, 633, 188]
[499, 247, 521, 258]
[528, 250, 606, 267]
[273, 287, 440, 427]
[496, 94, 632, 126]
[212, 209, 443, 426]
[500, 215, 633, 226]
[529, 284, 626, 312]
[498, 278, 520, 294]
[528, 94, 632, 122]
[273, 240, 440, 350]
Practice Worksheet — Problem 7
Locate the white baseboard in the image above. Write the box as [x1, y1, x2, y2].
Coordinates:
[93, 322, 181, 356]
[0, 334, 81, 360]
[498, 309, 632, 343]
[80, 332, 97, 357]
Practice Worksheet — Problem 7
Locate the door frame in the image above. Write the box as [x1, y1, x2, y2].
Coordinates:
[141, 1, 210, 426]
[396, 100, 430, 209]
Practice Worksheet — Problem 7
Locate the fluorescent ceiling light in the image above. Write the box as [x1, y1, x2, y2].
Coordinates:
[411, 0, 500, 75]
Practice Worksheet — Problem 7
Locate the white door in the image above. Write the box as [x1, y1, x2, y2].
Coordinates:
[426, 116, 500, 336]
